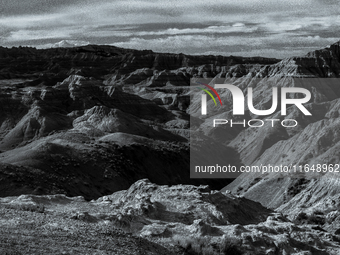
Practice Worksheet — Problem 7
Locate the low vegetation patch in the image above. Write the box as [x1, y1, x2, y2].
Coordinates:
[172, 235, 243, 255]
[1, 203, 45, 213]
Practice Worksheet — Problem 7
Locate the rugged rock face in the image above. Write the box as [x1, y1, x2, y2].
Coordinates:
[1, 41, 340, 215]
[216, 42, 340, 219]
[2, 179, 340, 254]
[103, 179, 271, 225]
[2, 41, 340, 254]
[0, 43, 281, 198]
[0, 45, 279, 81]
[159, 40, 340, 238]
[100, 179, 340, 254]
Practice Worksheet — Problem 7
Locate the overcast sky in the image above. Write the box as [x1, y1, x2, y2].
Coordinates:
[0, 0, 339, 58]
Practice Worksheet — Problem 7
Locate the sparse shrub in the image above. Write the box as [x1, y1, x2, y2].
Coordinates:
[172, 235, 243, 255]
[2, 203, 45, 213]
[219, 236, 243, 255]
[294, 211, 325, 225]
[313, 210, 324, 216]
[201, 246, 216, 255]
[100, 222, 124, 237]
[286, 178, 310, 199]
[172, 235, 194, 250]
[307, 212, 325, 225]
[294, 212, 308, 223]
[172, 235, 224, 255]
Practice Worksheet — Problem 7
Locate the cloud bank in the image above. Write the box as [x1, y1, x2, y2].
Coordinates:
[0, 0, 339, 58]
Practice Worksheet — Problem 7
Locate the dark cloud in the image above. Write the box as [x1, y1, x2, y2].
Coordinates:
[313, 0, 340, 5]
[0, 0, 89, 16]
[137, 22, 213, 31]
[198, 4, 254, 15]
[111, 5, 184, 17]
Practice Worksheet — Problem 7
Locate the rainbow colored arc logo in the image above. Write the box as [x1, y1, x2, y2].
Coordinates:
[196, 82, 223, 106]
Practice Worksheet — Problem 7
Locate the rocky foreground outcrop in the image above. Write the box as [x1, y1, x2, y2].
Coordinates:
[1, 179, 340, 254]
